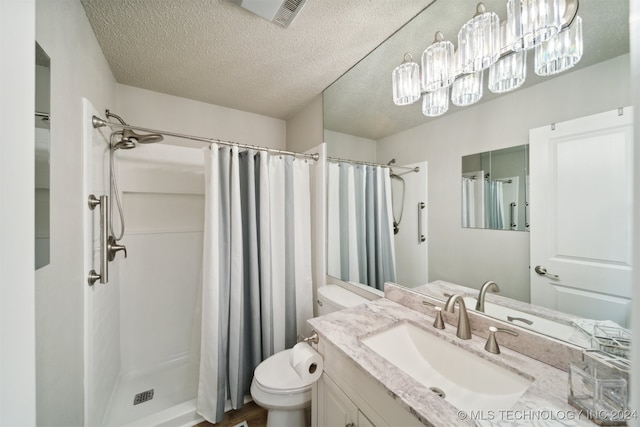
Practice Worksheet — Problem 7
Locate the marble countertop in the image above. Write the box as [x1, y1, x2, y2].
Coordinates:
[308, 297, 595, 426]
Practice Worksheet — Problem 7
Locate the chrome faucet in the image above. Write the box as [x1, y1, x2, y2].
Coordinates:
[475, 280, 500, 312]
[444, 294, 471, 339]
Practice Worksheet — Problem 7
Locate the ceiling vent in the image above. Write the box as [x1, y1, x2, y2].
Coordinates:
[229, 0, 308, 28]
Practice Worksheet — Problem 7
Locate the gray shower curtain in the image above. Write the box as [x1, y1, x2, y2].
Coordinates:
[197, 145, 313, 423]
[327, 162, 396, 290]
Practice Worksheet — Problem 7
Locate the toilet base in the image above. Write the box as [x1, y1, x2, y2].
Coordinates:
[266, 407, 310, 427]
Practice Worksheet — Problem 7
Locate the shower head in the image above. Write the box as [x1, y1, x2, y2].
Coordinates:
[123, 128, 164, 144]
[112, 137, 136, 150]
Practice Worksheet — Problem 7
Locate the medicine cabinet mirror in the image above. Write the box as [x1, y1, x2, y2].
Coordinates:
[461, 145, 529, 231]
[35, 42, 51, 269]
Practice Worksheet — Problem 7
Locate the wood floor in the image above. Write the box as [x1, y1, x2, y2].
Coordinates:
[194, 401, 268, 427]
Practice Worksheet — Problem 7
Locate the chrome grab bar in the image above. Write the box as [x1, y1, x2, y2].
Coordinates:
[418, 202, 426, 243]
[510, 202, 516, 229]
[88, 194, 109, 285]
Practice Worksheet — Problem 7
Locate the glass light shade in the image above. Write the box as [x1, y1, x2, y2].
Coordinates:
[392, 54, 421, 106]
[422, 87, 449, 117]
[512, 0, 562, 50]
[451, 71, 484, 107]
[421, 33, 455, 92]
[535, 16, 583, 76]
[458, 5, 500, 73]
[488, 50, 526, 93]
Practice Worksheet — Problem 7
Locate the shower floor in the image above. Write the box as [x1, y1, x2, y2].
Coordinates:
[103, 357, 201, 427]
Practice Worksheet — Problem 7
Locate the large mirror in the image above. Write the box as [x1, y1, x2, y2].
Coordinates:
[35, 42, 51, 270]
[323, 0, 632, 345]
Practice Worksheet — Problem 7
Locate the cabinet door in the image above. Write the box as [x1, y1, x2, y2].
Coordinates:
[318, 375, 358, 427]
[357, 410, 375, 427]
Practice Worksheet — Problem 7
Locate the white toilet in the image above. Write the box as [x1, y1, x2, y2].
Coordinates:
[250, 285, 368, 427]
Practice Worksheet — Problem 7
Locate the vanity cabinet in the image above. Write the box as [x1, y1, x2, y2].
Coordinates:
[318, 375, 374, 427]
[312, 341, 424, 427]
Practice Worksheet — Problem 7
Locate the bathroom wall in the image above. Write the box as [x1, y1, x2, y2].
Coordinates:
[35, 0, 118, 425]
[116, 144, 205, 374]
[0, 1, 36, 425]
[286, 94, 324, 153]
[116, 84, 287, 151]
[324, 129, 378, 163]
[377, 54, 631, 302]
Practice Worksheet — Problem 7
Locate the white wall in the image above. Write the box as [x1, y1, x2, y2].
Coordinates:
[35, 0, 118, 424]
[116, 144, 204, 374]
[286, 94, 324, 153]
[117, 84, 287, 150]
[324, 129, 377, 163]
[377, 55, 631, 302]
[0, 1, 36, 425]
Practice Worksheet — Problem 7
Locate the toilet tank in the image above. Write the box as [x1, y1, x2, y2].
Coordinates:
[316, 285, 368, 316]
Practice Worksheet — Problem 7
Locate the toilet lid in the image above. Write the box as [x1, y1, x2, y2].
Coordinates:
[254, 349, 314, 394]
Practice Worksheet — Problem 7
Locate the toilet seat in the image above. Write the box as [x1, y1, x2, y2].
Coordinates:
[253, 349, 314, 394]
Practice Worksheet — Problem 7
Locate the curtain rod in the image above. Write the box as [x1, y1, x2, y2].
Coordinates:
[463, 175, 513, 184]
[92, 115, 319, 161]
[327, 156, 420, 173]
[327, 156, 389, 168]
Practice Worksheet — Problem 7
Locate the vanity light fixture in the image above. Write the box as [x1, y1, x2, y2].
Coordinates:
[452, 70, 484, 107]
[458, 3, 501, 73]
[422, 86, 450, 116]
[392, 53, 421, 106]
[534, 15, 583, 76]
[391, 0, 581, 117]
[489, 20, 527, 93]
[511, 0, 562, 51]
[421, 31, 456, 92]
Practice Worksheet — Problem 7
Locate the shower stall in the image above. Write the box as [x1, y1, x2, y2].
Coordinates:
[84, 101, 206, 426]
[83, 100, 324, 426]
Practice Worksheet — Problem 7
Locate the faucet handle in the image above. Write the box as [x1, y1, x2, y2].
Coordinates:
[433, 307, 445, 329]
[107, 236, 127, 261]
[484, 326, 518, 354]
[422, 300, 446, 330]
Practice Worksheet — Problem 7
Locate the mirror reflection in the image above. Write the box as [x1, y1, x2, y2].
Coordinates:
[461, 145, 529, 231]
[35, 42, 50, 270]
[323, 0, 631, 348]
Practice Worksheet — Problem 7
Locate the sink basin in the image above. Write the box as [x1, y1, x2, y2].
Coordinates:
[463, 297, 589, 347]
[361, 322, 532, 411]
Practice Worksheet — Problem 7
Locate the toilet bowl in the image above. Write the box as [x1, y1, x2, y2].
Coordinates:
[250, 285, 368, 427]
[250, 349, 313, 427]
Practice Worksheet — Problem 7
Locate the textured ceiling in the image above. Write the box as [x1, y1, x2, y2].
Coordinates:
[81, 0, 630, 139]
[80, 0, 436, 120]
[324, 0, 630, 139]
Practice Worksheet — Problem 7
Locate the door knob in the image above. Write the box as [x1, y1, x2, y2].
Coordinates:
[534, 265, 559, 279]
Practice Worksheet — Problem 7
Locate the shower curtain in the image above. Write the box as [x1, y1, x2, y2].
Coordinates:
[462, 173, 485, 228]
[484, 180, 505, 229]
[326, 162, 396, 290]
[461, 176, 477, 227]
[197, 145, 313, 423]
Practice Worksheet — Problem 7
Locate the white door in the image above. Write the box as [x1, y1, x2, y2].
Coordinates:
[393, 161, 428, 288]
[529, 108, 633, 327]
